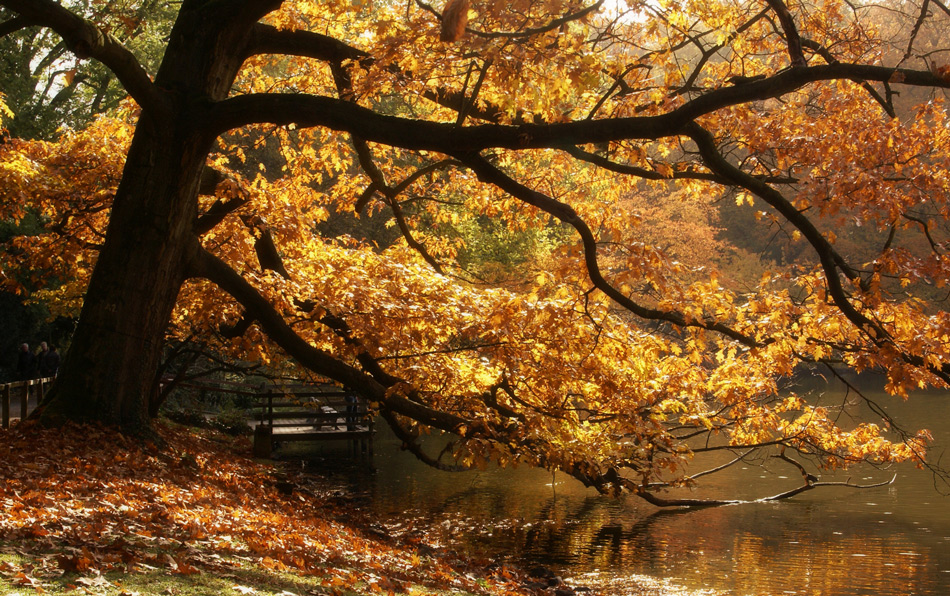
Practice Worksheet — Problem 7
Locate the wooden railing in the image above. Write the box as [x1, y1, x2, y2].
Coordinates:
[1, 377, 54, 428]
[1, 376, 375, 458]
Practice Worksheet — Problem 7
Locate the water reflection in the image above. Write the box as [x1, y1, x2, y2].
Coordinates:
[293, 381, 950, 596]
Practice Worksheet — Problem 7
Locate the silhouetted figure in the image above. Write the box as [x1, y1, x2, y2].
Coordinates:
[16, 343, 36, 381]
[39, 344, 60, 378]
[36, 342, 49, 376]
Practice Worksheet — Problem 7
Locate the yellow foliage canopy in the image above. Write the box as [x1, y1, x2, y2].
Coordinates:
[2, 0, 949, 503]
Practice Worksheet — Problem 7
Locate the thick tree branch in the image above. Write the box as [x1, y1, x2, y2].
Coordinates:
[195, 167, 250, 234]
[245, 23, 370, 64]
[195, 196, 248, 235]
[205, 64, 950, 151]
[0, 14, 35, 36]
[932, 0, 950, 17]
[253, 228, 291, 279]
[219, 312, 255, 339]
[763, 0, 807, 67]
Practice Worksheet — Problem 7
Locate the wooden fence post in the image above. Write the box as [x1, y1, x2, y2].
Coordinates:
[2, 384, 10, 428]
[253, 383, 273, 458]
[20, 381, 29, 420]
[253, 424, 273, 458]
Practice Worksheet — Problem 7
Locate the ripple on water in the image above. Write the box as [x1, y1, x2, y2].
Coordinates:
[569, 571, 726, 596]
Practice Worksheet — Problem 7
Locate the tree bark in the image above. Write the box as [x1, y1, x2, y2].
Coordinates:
[32, 0, 265, 433]
[37, 116, 205, 433]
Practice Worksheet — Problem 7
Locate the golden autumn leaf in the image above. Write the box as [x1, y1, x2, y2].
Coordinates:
[440, 0, 469, 42]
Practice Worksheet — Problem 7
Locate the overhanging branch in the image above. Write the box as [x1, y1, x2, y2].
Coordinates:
[205, 63, 950, 152]
[187, 240, 475, 433]
[351, 138, 446, 273]
[629, 473, 896, 508]
[455, 151, 760, 346]
[685, 122, 881, 334]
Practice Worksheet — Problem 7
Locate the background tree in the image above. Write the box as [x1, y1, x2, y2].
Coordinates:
[2, 0, 950, 505]
[0, 1, 175, 140]
[0, 2, 174, 378]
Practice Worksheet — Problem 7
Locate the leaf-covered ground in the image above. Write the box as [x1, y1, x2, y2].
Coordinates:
[0, 421, 540, 596]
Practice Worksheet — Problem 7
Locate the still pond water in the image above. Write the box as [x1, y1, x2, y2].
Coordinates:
[294, 378, 950, 595]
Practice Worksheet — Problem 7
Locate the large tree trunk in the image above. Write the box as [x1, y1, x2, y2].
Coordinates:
[37, 117, 205, 432]
[34, 0, 265, 432]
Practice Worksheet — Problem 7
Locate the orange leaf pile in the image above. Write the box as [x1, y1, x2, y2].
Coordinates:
[0, 422, 530, 595]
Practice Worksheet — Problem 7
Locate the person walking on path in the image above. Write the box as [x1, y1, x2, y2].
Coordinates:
[16, 343, 36, 381]
[36, 342, 49, 377]
[39, 344, 61, 378]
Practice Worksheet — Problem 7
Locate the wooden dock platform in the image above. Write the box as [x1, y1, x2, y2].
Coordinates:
[251, 383, 374, 457]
